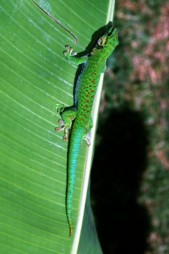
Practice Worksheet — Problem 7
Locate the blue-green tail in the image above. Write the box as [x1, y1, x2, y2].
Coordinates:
[66, 126, 85, 236]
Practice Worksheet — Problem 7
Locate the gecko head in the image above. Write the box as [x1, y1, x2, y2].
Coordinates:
[97, 26, 119, 48]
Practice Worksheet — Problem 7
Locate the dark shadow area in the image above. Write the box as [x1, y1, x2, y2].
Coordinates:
[91, 106, 151, 254]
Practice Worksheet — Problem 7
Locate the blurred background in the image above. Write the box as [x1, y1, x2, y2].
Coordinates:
[91, 0, 169, 253]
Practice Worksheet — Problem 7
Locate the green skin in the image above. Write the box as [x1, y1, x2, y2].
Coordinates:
[56, 26, 119, 236]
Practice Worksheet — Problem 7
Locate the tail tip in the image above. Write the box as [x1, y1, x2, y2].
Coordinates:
[69, 227, 72, 237]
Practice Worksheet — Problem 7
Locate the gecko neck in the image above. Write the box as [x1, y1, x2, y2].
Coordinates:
[90, 45, 115, 64]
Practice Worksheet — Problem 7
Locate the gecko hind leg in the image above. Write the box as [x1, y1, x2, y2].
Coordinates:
[55, 104, 65, 132]
[83, 118, 93, 146]
[56, 103, 65, 116]
[55, 119, 65, 132]
[56, 108, 77, 141]
[83, 132, 92, 146]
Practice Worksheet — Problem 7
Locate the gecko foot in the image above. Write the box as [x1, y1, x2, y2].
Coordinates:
[63, 135, 68, 141]
[55, 122, 69, 141]
[63, 127, 70, 141]
[83, 132, 92, 146]
[64, 45, 77, 58]
[55, 119, 64, 132]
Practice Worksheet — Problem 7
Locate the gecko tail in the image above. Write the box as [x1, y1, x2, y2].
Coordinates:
[66, 126, 85, 236]
[69, 226, 72, 237]
[67, 208, 73, 237]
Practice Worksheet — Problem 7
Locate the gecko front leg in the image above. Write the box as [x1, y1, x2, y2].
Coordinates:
[82, 117, 93, 146]
[64, 45, 88, 65]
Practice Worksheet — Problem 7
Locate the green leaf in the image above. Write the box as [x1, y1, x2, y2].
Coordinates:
[0, 0, 115, 253]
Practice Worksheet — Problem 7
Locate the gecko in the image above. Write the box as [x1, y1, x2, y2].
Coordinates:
[56, 25, 119, 236]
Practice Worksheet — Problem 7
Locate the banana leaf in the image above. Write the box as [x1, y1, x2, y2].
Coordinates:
[0, 0, 115, 253]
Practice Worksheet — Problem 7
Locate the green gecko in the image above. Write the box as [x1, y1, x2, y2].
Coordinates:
[56, 25, 119, 236]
